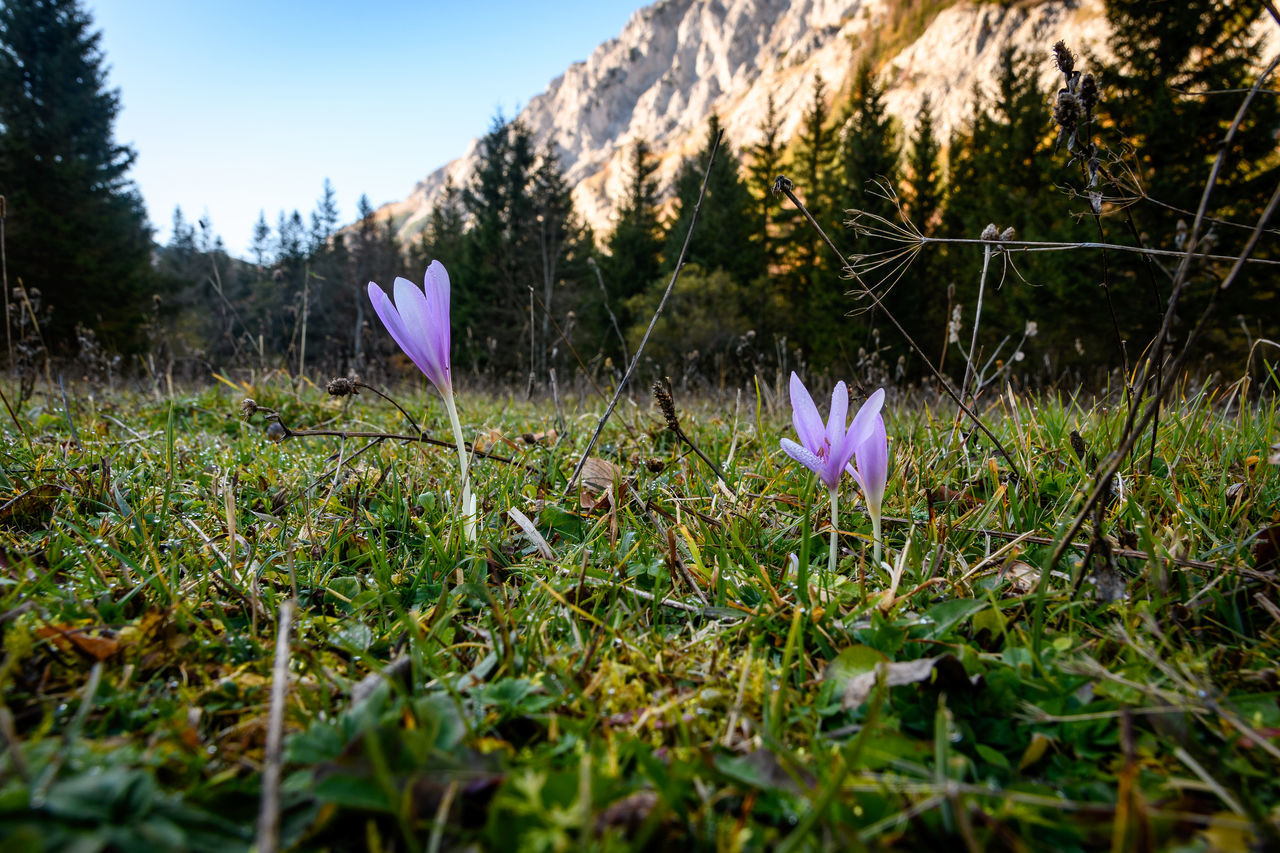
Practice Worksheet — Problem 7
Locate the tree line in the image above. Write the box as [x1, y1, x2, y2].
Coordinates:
[2, 0, 1276, 387]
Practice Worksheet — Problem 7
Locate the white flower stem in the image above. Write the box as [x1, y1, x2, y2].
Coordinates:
[441, 387, 476, 543]
[828, 487, 839, 576]
[870, 505, 882, 567]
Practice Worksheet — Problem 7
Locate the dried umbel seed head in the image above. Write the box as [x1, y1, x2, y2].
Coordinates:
[652, 380, 680, 432]
[1053, 41, 1075, 77]
[327, 377, 358, 397]
[772, 175, 794, 195]
[1078, 74, 1098, 113]
[981, 223, 1000, 241]
[241, 398, 259, 420]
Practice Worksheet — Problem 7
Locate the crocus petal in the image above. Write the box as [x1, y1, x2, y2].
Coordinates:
[855, 413, 889, 510]
[780, 438, 823, 478]
[392, 275, 450, 390]
[788, 372, 825, 454]
[846, 388, 886, 448]
[422, 261, 452, 383]
[826, 381, 849, 450]
[368, 282, 432, 378]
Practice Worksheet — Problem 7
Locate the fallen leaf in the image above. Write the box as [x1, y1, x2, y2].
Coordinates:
[841, 654, 981, 710]
[1002, 561, 1041, 595]
[579, 457, 621, 498]
[37, 624, 119, 660]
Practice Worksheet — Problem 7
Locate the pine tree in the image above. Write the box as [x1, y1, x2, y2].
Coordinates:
[660, 115, 761, 286]
[746, 93, 786, 273]
[1097, 0, 1280, 351]
[604, 140, 663, 330]
[0, 0, 154, 351]
[835, 59, 900, 224]
[903, 95, 942, 234]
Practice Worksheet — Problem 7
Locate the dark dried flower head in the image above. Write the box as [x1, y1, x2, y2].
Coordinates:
[1070, 430, 1087, 460]
[241, 398, 258, 420]
[1053, 91, 1082, 130]
[327, 377, 358, 397]
[1053, 41, 1075, 77]
[652, 380, 680, 432]
[772, 175, 794, 195]
[1078, 74, 1098, 113]
[981, 223, 1000, 241]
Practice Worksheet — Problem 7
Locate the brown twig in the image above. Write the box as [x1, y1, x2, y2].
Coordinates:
[255, 599, 294, 853]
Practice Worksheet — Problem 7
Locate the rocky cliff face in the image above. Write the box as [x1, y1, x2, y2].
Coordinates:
[380, 0, 1109, 242]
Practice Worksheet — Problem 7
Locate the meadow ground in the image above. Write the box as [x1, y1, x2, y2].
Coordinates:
[0, 372, 1277, 851]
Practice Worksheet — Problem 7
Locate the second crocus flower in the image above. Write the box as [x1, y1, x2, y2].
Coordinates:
[780, 372, 884, 575]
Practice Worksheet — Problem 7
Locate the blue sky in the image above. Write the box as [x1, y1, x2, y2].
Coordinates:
[87, 0, 646, 256]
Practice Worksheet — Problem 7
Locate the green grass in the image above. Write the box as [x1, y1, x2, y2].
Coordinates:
[0, 374, 1277, 851]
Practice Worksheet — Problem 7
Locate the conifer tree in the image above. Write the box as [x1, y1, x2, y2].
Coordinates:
[660, 115, 761, 288]
[836, 59, 900, 224]
[903, 95, 942, 234]
[0, 0, 153, 351]
[746, 93, 786, 272]
[605, 140, 663, 312]
[1097, 0, 1280, 350]
[941, 49, 1092, 365]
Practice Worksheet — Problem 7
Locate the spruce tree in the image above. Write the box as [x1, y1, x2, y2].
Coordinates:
[1097, 0, 1280, 351]
[604, 140, 663, 330]
[0, 0, 153, 351]
[660, 115, 761, 288]
[836, 59, 900, 225]
[903, 95, 942, 234]
[746, 93, 786, 272]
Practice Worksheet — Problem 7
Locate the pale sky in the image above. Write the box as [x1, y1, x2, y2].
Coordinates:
[86, 0, 647, 256]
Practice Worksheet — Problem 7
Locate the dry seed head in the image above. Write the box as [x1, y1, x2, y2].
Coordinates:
[241, 398, 259, 420]
[327, 377, 358, 397]
[1053, 41, 1075, 77]
[1053, 91, 1082, 130]
[1078, 74, 1098, 113]
[981, 223, 1000, 241]
[652, 380, 680, 432]
[999, 226, 1016, 242]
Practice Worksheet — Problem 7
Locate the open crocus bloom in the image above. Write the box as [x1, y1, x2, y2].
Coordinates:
[780, 372, 884, 491]
[368, 261, 476, 544]
[367, 261, 452, 395]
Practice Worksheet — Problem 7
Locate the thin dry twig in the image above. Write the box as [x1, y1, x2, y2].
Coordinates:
[255, 599, 294, 853]
[565, 130, 723, 495]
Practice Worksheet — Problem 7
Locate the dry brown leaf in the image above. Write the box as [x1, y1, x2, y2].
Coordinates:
[37, 624, 119, 660]
[842, 654, 981, 710]
[579, 457, 620, 497]
[1002, 561, 1041, 595]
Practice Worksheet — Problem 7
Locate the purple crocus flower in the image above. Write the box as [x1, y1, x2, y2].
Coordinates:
[368, 261, 475, 543]
[780, 373, 883, 490]
[367, 261, 452, 394]
[780, 372, 885, 574]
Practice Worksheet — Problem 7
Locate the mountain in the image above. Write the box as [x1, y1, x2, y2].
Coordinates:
[378, 0, 1109, 243]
